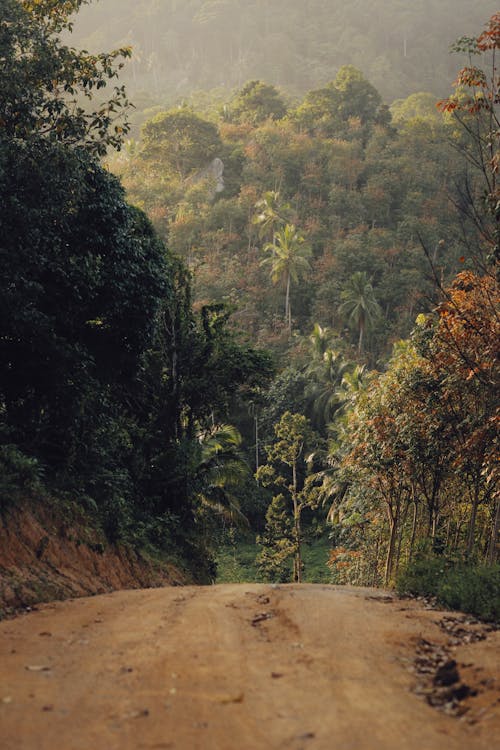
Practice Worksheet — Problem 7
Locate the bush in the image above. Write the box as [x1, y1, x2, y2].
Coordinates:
[439, 566, 500, 622]
[397, 555, 500, 622]
[0, 444, 44, 508]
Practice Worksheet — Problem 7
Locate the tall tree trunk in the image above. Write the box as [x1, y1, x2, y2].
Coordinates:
[409, 494, 419, 562]
[488, 496, 500, 564]
[358, 319, 364, 353]
[255, 413, 259, 475]
[466, 478, 481, 558]
[285, 272, 291, 333]
[384, 517, 397, 585]
[292, 459, 302, 583]
[395, 499, 410, 576]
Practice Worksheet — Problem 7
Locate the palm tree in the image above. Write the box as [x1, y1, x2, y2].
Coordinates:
[194, 423, 248, 526]
[261, 224, 312, 332]
[304, 330, 350, 429]
[335, 364, 366, 407]
[308, 322, 331, 360]
[338, 272, 381, 354]
[253, 190, 292, 244]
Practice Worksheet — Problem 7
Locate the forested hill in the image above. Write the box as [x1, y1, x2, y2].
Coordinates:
[1, 2, 498, 616]
[71, 0, 498, 102]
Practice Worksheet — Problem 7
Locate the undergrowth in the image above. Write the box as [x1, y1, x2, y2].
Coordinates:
[396, 555, 500, 622]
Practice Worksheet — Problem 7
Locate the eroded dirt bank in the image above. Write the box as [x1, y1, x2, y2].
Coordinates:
[0, 503, 187, 616]
[0, 584, 499, 750]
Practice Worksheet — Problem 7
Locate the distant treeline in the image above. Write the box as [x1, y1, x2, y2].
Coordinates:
[71, 0, 498, 102]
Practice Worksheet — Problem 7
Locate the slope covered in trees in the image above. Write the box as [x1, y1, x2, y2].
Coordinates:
[115, 67, 467, 364]
[0, 0, 272, 586]
[108, 10, 499, 599]
[1, 2, 498, 609]
[71, 0, 498, 102]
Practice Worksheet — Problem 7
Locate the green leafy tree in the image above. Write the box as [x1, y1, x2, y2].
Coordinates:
[256, 494, 294, 582]
[256, 412, 317, 582]
[0, 0, 131, 155]
[141, 109, 222, 180]
[304, 325, 350, 429]
[252, 190, 292, 244]
[294, 66, 386, 140]
[230, 80, 287, 125]
[334, 65, 384, 126]
[438, 12, 500, 267]
[0, 2, 273, 578]
[194, 423, 249, 526]
[0, 138, 174, 544]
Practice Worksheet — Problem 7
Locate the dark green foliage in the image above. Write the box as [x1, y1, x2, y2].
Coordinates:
[397, 556, 500, 622]
[0, 2, 273, 579]
[0, 445, 44, 508]
[294, 66, 385, 141]
[141, 110, 222, 179]
[260, 368, 309, 443]
[217, 532, 330, 583]
[0, 137, 167, 480]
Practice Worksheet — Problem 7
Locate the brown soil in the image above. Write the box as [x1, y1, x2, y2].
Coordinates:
[1, 584, 498, 750]
[0, 503, 187, 615]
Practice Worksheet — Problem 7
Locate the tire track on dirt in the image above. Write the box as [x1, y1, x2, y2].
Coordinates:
[0, 585, 498, 750]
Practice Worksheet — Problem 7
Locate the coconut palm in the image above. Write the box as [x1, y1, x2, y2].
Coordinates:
[261, 224, 312, 332]
[253, 190, 292, 244]
[335, 364, 367, 407]
[305, 352, 350, 429]
[338, 272, 381, 354]
[194, 423, 248, 526]
[308, 323, 332, 360]
[301, 325, 346, 427]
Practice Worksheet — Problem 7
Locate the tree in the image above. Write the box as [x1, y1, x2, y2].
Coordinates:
[261, 224, 312, 332]
[304, 325, 350, 429]
[194, 423, 249, 526]
[252, 190, 292, 244]
[424, 272, 499, 561]
[0, 137, 185, 550]
[0, 1, 273, 576]
[437, 12, 500, 267]
[140, 109, 222, 181]
[334, 65, 384, 126]
[329, 269, 499, 585]
[256, 412, 317, 583]
[294, 66, 386, 140]
[0, 0, 131, 155]
[230, 80, 287, 125]
[256, 494, 295, 582]
[338, 272, 381, 354]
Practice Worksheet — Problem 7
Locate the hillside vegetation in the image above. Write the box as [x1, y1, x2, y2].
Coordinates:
[0, 2, 498, 609]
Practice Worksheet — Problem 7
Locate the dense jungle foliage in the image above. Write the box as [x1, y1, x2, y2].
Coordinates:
[0, 0, 272, 580]
[1, 2, 498, 607]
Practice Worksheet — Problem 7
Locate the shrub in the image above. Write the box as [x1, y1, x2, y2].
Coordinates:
[0, 444, 44, 508]
[397, 555, 500, 622]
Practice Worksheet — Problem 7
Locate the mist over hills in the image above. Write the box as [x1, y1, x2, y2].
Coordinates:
[71, 0, 497, 104]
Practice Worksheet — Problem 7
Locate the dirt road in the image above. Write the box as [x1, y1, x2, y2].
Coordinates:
[1, 584, 499, 750]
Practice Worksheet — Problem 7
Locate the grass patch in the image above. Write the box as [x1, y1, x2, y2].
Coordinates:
[215, 535, 331, 583]
[397, 556, 500, 623]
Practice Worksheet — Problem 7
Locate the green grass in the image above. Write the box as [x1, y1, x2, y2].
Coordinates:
[396, 556, 500, 623]
[215, 535, 331, 583]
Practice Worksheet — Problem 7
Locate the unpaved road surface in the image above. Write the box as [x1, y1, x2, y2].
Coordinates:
[1, 584, 499, 750]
